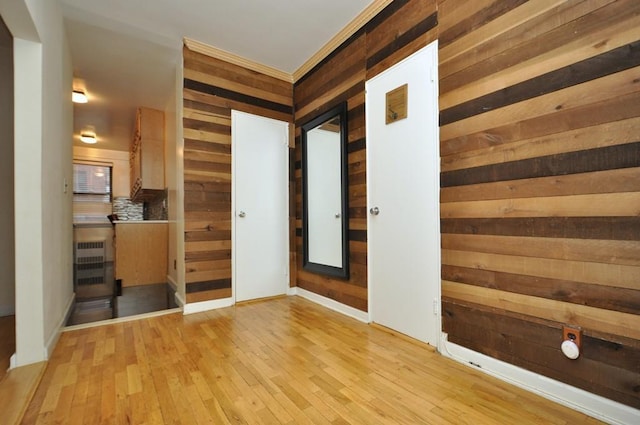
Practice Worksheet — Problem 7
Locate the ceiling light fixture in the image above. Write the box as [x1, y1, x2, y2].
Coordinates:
[80, 132, 97, 144]
[72, 89, 88, 103]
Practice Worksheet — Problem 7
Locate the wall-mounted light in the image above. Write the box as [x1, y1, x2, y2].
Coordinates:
[80, 131, 97, 144]
[72, 89, 88, 103]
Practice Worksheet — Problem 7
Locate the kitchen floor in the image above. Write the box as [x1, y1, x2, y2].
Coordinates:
[67, 262, 177, 326]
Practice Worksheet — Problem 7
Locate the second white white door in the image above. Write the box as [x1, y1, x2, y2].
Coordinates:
[366, 41, 441, 346]
[232, 111, 289, 302]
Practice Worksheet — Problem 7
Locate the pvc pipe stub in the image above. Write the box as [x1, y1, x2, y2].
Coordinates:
[561, 339, 580, 359]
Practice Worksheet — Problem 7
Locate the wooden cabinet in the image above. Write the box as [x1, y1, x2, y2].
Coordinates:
[130, 107, 165, 201]
[114, 222, 167, 287]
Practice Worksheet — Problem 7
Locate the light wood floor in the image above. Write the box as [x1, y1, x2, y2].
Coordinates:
[22, 297, 603, 424]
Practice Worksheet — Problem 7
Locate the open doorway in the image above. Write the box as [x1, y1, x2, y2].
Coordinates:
[0, 14, 16, 379]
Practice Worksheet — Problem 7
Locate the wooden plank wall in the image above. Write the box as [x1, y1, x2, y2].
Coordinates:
[293, 0, 438, 312]
[438, 0, 640, 409]
[182, 47, 293, 303]
[293, 0, 639, 409]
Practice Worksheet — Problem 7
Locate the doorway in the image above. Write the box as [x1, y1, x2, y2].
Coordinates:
[366, 41, 441, 346]
[0, 13, 15, 377]
[232, 111, 289, 303]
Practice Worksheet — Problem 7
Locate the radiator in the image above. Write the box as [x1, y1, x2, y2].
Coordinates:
[74, 240, 106, 264]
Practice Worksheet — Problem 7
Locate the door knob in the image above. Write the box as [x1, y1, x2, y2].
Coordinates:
[369, 206, 380, 216]
[335, 213, 341, 218]
[238, 211, 246, 218]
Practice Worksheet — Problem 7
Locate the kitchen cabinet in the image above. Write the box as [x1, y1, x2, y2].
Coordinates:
[130, 107, 165, 201]
[114, 221, 167, 287]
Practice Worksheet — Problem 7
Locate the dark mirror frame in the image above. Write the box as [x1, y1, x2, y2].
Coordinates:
[301, 102, 349, 279]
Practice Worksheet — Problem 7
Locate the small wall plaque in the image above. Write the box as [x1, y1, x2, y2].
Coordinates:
[385, 83, 408, 124]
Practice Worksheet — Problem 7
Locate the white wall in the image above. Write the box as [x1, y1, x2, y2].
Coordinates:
[1, 0, 74, 366]
[168, 55, 185, 302]
[0, 15, 14, 317]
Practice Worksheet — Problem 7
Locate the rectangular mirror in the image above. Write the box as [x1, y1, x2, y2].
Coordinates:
[302, 102, 349, 279]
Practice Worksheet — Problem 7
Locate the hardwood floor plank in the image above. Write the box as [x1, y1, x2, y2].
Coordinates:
[23, 297, 602, 424]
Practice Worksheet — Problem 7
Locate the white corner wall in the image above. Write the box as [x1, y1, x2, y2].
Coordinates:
[1, 0, 74, 366]
[170, 53, 185, 302]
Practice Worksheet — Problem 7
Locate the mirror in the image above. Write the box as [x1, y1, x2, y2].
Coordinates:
[302, 102, 349, 279]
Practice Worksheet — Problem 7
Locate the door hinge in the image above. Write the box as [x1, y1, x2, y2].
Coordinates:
[433, 299, 439, 316]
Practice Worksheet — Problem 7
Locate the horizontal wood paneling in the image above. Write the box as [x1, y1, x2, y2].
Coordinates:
[183, 46, 293, 301]
[440, 0, 640, 408]
[181, 0, 640, 409]
[293, 0, 439, 312]
[442, 301, 640, 408]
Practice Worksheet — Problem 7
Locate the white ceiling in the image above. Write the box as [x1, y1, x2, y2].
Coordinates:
[62, 0, 375, 152]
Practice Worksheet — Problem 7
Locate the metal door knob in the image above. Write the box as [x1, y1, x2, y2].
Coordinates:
[369, 206, 380, 216]
[238, 211, 246, 218]
[335, 213, 341, 218]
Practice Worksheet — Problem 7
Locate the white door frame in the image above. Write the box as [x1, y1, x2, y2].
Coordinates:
[231, 110, 290, 303]
[365, 40, 442, 347]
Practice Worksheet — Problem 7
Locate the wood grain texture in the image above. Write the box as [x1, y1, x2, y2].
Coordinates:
[442, 301, 640, 408]
[438, 6, 640, 408]
[293, 0, 438, 312]
[115, 223, 168, 287]
[183, 46, 293, 302]
[22, 297, 602, 424]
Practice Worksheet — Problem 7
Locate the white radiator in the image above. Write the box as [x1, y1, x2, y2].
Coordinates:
[74, 240, 106, 264]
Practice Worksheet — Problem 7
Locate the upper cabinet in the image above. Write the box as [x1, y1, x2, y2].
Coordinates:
[130, 107, 165, 201]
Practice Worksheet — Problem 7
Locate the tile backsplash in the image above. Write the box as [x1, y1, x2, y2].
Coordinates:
[144, 190, 168, 220]
[112, 197, 143, 221]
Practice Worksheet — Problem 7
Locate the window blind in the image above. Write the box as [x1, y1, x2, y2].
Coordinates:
[73, 163, 112, 222]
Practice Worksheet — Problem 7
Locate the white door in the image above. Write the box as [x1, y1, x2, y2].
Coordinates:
[366, 41, 441, 346]
[232, 111, 289, 302]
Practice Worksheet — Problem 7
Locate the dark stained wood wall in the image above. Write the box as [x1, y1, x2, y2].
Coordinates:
[294, 0, 439, 312]
[182, 47, 293, 303]
[294, 0, 640, 409]
[438, 0, 640, 409]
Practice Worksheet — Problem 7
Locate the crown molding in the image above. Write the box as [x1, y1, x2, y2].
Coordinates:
[292, 0, 393, 82]
[183, 37, 293, 82]
[184, 0, 392, 85]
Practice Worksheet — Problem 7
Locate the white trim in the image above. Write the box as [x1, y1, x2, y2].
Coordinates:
[440, 336, 640, 425]
[45, 292, 75, 360]
[167, 275, 183, 309]
[184, 38, 292, 82]
[293, 0, 393, 81]
[174, 291, 186, 309]
[294, 287, 369, 323]
[287, 287, 298, 296]
[183, 297, 234, 315]
[63, 308, 182, 331]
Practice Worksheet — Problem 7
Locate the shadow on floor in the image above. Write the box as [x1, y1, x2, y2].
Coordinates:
[67, 262, 177, 326]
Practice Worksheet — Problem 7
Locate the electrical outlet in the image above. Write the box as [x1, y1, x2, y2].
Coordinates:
[563, 325, 582, 350]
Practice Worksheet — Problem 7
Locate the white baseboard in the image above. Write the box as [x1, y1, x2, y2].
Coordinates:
[440, 335, 639, 425]
[183, 296, 234, 314]
[287, 287, 298, 296]
[63, 308, 182, 331]
[45, 292, 76, 361]
[294, 287, 370, 323]
[174, 291, 185, 309]
[167, 275, 184, 309]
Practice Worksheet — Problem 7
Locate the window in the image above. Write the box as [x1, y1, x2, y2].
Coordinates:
[73, 163, 112, 223]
